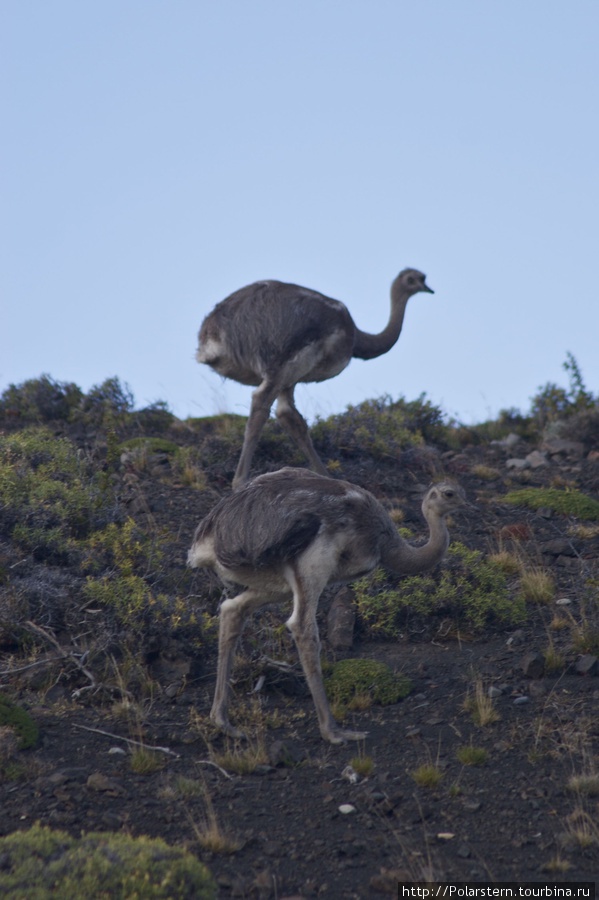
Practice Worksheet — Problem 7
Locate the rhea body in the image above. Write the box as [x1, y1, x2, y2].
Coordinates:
[197, 269, 433, 488]
[188, 467, 465, 744]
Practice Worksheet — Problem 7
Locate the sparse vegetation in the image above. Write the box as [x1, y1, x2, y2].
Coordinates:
[411, 763, 443, 788]
[1, 367, 598, 886]
[456, 745, 488, 766]
[464, 681, 500, 727]
[0, 823, 216, 898]
[325, 658, 412, 708]
[355, 542, 524, 637]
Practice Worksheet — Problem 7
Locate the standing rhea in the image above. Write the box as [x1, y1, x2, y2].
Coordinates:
[197, 269, 434, 488]
[188, 467, 466, 744]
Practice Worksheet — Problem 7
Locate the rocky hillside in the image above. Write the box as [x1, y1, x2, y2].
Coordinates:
[0, 372, 598, 896]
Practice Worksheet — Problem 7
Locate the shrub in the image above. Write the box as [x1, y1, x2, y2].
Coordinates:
[0, 429, 110, 561]
[0, 375, 84, 423]
[0, 695, 39, 749]
[325, 658, 411, 707]
[355, 543, 524, 637]
[0, 824, 215, 898]
[311, 394, 448, 461]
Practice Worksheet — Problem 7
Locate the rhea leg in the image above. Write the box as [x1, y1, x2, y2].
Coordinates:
[211, 588, 266, 737]
[233, 380, 279, 489]
[276, 386, 329, 477]
[285, 565, 367, 744]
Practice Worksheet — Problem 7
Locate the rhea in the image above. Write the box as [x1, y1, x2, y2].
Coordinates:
[196, 269, 433, 488]
[188, 467, 466, 744]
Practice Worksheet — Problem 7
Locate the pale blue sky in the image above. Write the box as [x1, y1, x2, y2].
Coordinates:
[2, 1, 598, 424]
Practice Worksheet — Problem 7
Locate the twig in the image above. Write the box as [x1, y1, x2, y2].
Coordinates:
[72, 723, 180, 758]
[0, 655, 64, 676]
[195, 760, 234, 779]
[24, 620, 98, 696]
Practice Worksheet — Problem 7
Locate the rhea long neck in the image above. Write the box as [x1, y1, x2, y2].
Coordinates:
[381, 507, 450, 576]
[352, 280, 413, 360]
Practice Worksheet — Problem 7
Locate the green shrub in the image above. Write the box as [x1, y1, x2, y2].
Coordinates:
[311, 394, 447, 461]
[0, 824, 215, 898]
[355, 542, 525, 637]
[0, 375, 83, 423]
[0, 429, 110, 560]
[531, 353, 596, 428]
[325, 658, 412, 706]
[0, 695, 39, 749]
[503, 488, 599, 521]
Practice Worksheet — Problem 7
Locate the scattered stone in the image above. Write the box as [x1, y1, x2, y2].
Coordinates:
[268, 739, 305, 768]
[326, 587, 356, 651]
[437, 832, 455, 840]
[542, 438, 585, 458]
[541, 539, 577, 557]
[537, 507, 553, 519]
[488, 686, 503, 699]
[86, 772, 126, 794]
[457, 844, 471, 858]
[108, 746, 126, 755]
[506, 630, 525, 647]
[525, 450, 548, 469]
[513, 696, 530, 705]
[574, 655, 599, 677]
[506, 458, 529, 470]
[555, 597, 573, 606]
[339, 804, 356, 815]
[521, 651, 545, 679]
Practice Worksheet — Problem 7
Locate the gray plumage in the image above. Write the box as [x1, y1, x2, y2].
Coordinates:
[196, 269, 434, 488]
[188, 467, 466, 744]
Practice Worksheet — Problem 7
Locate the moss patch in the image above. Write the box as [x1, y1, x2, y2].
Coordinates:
[325, 658, 412, 707]
[0, 824, 215, 898]
[503, 488, 599, 521]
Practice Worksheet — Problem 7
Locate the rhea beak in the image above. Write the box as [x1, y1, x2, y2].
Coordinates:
[422, 282, 434, 294]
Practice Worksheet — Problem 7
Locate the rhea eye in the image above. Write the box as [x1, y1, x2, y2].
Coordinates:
[444, 490, 454, 498]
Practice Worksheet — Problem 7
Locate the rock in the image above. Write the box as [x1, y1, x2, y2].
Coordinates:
[267, 739, 304, 767]
[556, 597, 573, 606]
[574, 655, 599, 676]
[525, 450, 548, 469]
[327, 587, 356, 650]
[339, 804, 356, 814]
[86, 772, 126, 794]
[506, 458, 529, 470]
[541, 539, 577, 557]
[513, 695, 530, 705]
[542, 438, 585, 458]
[488, 686, 503, 698]
[521, 652, 545, 678]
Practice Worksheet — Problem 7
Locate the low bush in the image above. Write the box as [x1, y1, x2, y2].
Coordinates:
[0, 824, 215, 898]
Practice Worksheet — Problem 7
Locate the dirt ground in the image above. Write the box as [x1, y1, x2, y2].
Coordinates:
[1, 416, 599, 897]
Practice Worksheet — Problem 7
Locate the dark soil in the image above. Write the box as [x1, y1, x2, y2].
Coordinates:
[1, 415, 599, 897]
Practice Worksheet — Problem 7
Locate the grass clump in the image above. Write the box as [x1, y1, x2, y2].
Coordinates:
[519, 568, 555, 604]
[464, 682, 500, 727]
[411, 764, 443, 788]
[325, 658, 411, 709]
[503, 488, 599, 521]
[0, 823, 216, 898]
[129, 748, 165, 774]
[355, 543, 524, 638]
[456, 745, 488, 766]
